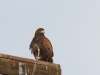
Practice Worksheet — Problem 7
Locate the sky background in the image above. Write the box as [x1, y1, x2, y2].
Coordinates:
[0, 0, 100, 75]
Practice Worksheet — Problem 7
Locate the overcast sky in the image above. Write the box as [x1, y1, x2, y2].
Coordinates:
[0, 0, 100, 75]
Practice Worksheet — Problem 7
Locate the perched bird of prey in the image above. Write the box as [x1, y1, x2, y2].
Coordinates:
[29, 28, 54, 63]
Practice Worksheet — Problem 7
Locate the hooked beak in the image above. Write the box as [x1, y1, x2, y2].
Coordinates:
[41, 30, 45, 33]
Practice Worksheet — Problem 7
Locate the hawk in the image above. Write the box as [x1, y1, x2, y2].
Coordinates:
[29, 28, 54, 63]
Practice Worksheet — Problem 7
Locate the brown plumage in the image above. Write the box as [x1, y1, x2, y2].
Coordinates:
[29, 28, 54, 63]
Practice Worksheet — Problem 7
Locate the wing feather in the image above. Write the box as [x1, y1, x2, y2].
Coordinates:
[43, 37, 54, 58]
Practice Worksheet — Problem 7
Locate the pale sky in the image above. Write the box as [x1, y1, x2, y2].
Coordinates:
[0, 0, 100, 75]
